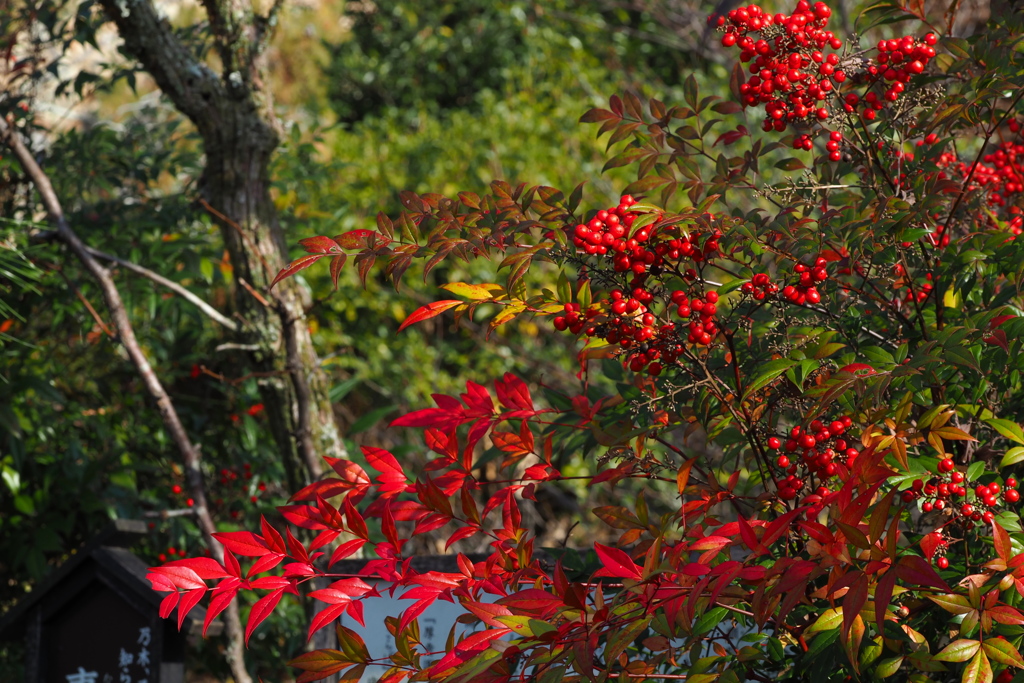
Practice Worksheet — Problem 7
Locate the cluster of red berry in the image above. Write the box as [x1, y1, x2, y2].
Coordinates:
[714, 2, 844, 131]
[555, 196, 732, 376]
[767, 415, 858, 503]
[156, 546, 187, 563]
[843, 34, 937, 121]
[941, 139, 1024, 209]
[901, 457, 1020, 560]
[780, 256, 829, 305]
[792, 130, 845, 161]
[169, 483, 194, 507]
[740, 272, 779, 300]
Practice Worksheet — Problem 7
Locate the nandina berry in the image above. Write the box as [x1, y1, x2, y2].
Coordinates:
[171, 484, 182, 495]
[1006, 489, 1021, 503]
[936, 556, 949, 569]
[768, 437, 782, 449]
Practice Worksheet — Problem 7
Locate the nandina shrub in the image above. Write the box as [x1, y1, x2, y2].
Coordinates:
[149, 3, 1024, 682]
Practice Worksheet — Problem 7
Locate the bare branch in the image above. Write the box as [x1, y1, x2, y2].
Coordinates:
[86, 246, 239, 331]
[1, 117, 253, 683]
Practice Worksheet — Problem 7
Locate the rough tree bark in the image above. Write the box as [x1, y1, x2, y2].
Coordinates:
[94, 0, 346, 666]
[95, 0, 346, 493]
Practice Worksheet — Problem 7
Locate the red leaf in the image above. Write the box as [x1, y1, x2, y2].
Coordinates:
[444, 525, 480, 550]
[495, 373, 533, 412]
[308, 603, 348, 642]
[463, 600, 514, 629]
[247, 553, 285, 578]
[593, 543, 643, 580]
[397, 597, 434, 634]
[178, 587, 206, 630]
[993, 520, 1012, 562]
[262, 517, 287, 554]
[346, 599, 365, 627]
[214, 531, 271, 557]
[334, 229, 388, 250]
[246, 588, 286, 645]
[328, 539, 367, 567]
[897, 555, 951, 591]
[280, 504, 328, 530]
[161, 557, 230, 580]
[159, 590, 179, 619]
[148, 565, 206, 590]
[299, 236, 343, 254]
[250, 576, 293, 590]
[204, 579, 240, 636]
[397, 300, 463, 333]
[921, 531, 943, 560]
[270, 254, 327, 290]
[329, 255, 347, 291]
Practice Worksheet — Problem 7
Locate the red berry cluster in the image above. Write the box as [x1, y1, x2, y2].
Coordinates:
[780, 256, 829, 305]
[740, 272, 779, 300]
[901, 458, 1020, 545]
[672, 289, 721, 347]
[792, 130, 844, 161]
[843, 34, 937, 121]
[942, 139, 1024, 209]
[714, 2, 844, 131]
[554, 196, 733, 376]
[157, 546, 187, 563]
[768, 415, 858, 503]
[169, 483, 194, 508]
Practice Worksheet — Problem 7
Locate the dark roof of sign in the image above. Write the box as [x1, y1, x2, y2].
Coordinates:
[0, 519, 220, 640]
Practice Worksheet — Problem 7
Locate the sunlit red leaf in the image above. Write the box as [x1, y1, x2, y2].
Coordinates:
[246, 587, 286, 645]
[397, 300, 463, 333]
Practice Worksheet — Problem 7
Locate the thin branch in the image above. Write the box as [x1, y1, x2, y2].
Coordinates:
[59, 270, 114, 337]
[85, 246, 238, 330]
[1, 117, 253, 683]
[200, 198, 272, 279]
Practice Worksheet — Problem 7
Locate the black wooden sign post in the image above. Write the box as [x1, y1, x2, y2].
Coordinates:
[0, 520, 220, 683]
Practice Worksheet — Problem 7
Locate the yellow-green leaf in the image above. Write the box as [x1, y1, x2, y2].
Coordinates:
[441, 282, 503, 300]
[807, 607, 843, 635]
[934, 639, 980, 663]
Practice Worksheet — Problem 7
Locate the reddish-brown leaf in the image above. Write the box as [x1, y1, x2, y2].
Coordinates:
[270, 254, 326, 290]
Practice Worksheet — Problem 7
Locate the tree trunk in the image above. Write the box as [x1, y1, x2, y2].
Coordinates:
[97, 0, 345, 484]
[96, 0, 345, 673]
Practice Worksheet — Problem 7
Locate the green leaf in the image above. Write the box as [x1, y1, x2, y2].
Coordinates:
[743, 360, 797, 399]
[967, 461, 986, 484]
[1002, 447, 1024, 468]
[875, 655, 904, 678]
[988, 419, 1024, 445]
[776, 158, 806, 171]
[962, 648, 992, 683]
[694, 607, 729, 635]
[982, 639, 1024, 668]
[933, 639, 980, 663]
[806, 608, 843, 634]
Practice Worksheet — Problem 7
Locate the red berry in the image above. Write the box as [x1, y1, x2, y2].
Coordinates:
[936, 556, 949, 569]
[768, 437, 782, 449]
[1006, 489, 1021, 503]
[171, 484, 182, 495]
